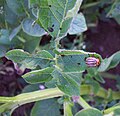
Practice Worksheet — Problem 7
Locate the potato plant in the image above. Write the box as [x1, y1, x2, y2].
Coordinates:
[0, 0, 120, 116]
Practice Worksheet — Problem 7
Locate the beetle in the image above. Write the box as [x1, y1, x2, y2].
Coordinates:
[85, 57, 100, 67]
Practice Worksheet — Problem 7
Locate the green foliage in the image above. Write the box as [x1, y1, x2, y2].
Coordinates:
[6, 49, 53, 69]
[52, 69, 81, 96]
[29, 0, 86, 37]
[0, 0, 120, 116]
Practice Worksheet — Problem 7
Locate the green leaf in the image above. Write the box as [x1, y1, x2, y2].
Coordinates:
[6, 49, 54, 69]
[22, 67, 54, 84]
[6, 0, 25, 16]
[98, 51, 120, 72]
[57, 55, 88, 72]
[55, 49, 102, 73]
[31, 98, 61, 116]
[68, 13, 87, 35]
[55, 49, 102, 60]
[0, 29, 10, 45]
[29, 0, 84, 37]
[75, 108, 103, 116]
[6, 49, 30, 62]
[36, 50, 54, 59]
[22, 19, 46, 37]
[52, 70, 80, 96]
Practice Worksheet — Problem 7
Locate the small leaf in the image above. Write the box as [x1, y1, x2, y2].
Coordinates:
[98, 51, 120, 72]
[22, 19, 46, 37]
[75, 108, 103, 116]
[6, 49, 30, 62]
[36, 50, 54, 59]
[22, 67, 54, 84]
[31, 98, 61, 116]
[68, 13, 87, 35]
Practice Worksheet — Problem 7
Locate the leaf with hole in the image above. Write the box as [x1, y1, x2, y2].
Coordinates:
[29, 0, 84, 37]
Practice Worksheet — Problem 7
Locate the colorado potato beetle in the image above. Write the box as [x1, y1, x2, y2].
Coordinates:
[85, 57, 100, 67]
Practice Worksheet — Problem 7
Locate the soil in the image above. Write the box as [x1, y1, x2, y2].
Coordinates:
[0, 19, 120, 115]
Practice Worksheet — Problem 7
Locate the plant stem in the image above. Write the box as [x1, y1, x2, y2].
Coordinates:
[64, 101, 73, 116]
[77, 96, 91, 109]
[0, 85, 120, 114]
